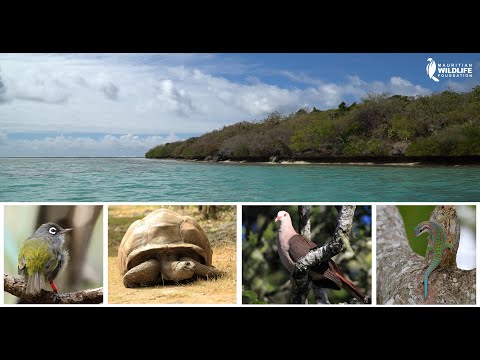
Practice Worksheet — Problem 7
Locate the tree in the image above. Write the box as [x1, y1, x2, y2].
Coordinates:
[338, 101, 348, 112]
[290, 205, 362, 304]
[296, 107, 308, 115]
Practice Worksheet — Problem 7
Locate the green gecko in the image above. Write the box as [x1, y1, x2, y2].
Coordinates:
[414, 220, 453, 300]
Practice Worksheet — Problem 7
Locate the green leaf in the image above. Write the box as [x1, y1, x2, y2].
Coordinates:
[242, 290, 258, 301]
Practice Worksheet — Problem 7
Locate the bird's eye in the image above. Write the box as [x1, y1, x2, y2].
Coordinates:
[284, 213, 286, 217]
[49, 227, 57, 235]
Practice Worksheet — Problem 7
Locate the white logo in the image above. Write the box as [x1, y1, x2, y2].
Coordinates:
[426, 58, 473, 82]
[426, 58, 439, 82]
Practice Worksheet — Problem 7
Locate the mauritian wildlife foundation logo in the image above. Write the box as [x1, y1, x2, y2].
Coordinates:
[426, 58, 473, 82]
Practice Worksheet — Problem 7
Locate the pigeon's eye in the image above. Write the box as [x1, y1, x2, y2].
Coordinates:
[49, 227, 57, 235]
[284, 213, 286, 217]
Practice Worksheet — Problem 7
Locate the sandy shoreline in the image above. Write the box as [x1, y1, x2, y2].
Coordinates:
[165, 159, 445, 167]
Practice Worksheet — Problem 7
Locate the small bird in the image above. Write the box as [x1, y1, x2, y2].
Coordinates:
[275, 210, 366, 302]
[18, 223, 72, 295]
[426, 58, 439, 82]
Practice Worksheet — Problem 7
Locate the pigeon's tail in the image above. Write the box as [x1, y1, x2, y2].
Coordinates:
[329, 261, 368, 303]
[25, 272, 45, 295]
[339, 272, 368, 303]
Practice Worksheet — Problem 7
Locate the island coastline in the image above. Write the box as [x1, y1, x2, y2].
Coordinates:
[145, 155, 480, 167]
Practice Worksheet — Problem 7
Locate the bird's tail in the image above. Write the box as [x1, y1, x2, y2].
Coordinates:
[329, 260, 367, 303]
[25, 272, 45, 295]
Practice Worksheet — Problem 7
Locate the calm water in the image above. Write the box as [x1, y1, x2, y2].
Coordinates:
[0, 158, 479, 202]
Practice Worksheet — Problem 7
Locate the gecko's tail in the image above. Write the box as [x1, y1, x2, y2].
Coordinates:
[424, 276, 428, 300]
[423, 259, 441, 301]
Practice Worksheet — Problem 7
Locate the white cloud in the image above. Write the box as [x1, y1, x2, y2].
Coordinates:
[194, 70, 302, 116]
[388, 76, 430, 96]
[280, 71, 323, 86]
[301, 75, 430, 108]
[0, 54, 433, 137]
[0, 71, 10, 104]
[100, 82, 119, 100]
[0, 54, 437, 155]
[443, 79, 480, 92]
[0, 133, 179, 157]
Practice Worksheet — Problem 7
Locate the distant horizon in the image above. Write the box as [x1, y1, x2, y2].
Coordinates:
[1, 53, 479, 157]
[0, 156, 144, 158]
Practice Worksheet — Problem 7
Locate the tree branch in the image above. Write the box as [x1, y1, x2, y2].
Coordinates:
[298, 205, 311, 239]
[298, 205, 329, 304]
[4, 274, 103, 304]
[290, 205, 356, 304]
[376, 206, 475, 305]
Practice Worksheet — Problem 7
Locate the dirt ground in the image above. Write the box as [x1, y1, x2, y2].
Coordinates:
[108, 205, 237, 304]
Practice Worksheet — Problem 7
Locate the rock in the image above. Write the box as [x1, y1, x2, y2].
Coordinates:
[269, 156, 278, 163]
[212, 155, 221, 162]
[204, 156, 213, 161]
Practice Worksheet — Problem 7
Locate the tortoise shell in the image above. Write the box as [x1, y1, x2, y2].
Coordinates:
[118, 208, 213, 275]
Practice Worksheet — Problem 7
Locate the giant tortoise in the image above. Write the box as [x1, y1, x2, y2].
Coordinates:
[118, 208, 223, 288]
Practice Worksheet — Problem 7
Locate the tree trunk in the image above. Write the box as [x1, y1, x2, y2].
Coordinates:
[290, 205, 356, 304]
[200, 205, 217, 219]
[376, 205, 475, 305]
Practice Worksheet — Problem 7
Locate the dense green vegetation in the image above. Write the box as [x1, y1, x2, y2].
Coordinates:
[146, 87, 480, 160]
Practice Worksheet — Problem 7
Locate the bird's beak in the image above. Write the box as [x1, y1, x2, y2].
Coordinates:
[274, 216, 280, 222]
[60, 228, 73, 234]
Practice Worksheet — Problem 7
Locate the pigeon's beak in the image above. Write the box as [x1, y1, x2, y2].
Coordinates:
[274, 216, 280, 222]
[60, 228, 73, 234]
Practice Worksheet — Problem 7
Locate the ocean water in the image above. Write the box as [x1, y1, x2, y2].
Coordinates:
[0, 158, 479, 202]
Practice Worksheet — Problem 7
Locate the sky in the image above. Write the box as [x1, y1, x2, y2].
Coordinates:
[0, 53, 479, 156]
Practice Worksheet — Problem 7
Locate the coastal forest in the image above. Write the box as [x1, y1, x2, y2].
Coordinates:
[146, 87, 480, 161]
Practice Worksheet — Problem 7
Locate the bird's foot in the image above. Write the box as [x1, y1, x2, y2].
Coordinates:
[52, 292, 62, 304]
[49, 281, 62, 303]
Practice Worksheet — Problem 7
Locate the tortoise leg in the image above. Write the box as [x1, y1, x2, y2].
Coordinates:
[123, 259, 162, 288]
[179, 257, 225, 279]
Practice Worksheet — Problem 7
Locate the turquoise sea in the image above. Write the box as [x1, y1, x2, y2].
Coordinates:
[0, 158, 479, 202]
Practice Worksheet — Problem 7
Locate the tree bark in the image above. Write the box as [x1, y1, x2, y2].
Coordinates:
[298, 206, 311, 239]
[431, 206, 459, 268]
[376, 206, 475, 305]
[298, 205, 329, 304]
[290, 205, 356, 304]
[4, 274, 103, 304]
